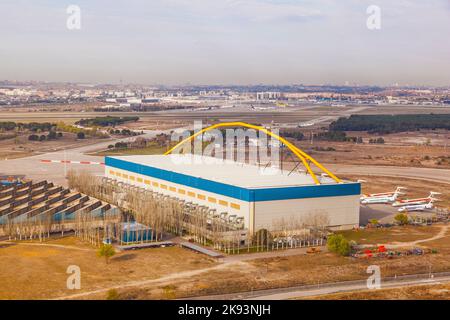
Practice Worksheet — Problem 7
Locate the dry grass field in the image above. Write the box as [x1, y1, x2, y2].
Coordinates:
[338, 226, 442, 245]
[0, 224, 448, 300]
[300, 228, 450, 300]
[0, 102, 107, 119]
[0, 132, 108, 160]
[0, 237, 216, 299]
[112, 250, 450, 300]
[294, 130, 450, 169]
[88, 225, 450, 300]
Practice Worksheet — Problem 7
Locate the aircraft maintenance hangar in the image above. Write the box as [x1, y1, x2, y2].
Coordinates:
[104, 154, 361, 233]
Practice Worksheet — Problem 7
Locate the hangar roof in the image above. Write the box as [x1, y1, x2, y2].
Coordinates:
[106, 154, 345, 189]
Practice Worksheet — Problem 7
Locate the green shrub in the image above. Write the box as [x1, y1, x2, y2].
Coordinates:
[28, 134, 39, 141]
[394, 213, 409, 225]
[97, 244, 115, 264]
[327, 234, 351, 256]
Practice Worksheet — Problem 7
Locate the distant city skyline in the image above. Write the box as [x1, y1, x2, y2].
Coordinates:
[1, 0, 450, 86]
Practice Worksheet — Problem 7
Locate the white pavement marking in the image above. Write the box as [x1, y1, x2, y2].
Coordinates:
[40, 160, 104, 165]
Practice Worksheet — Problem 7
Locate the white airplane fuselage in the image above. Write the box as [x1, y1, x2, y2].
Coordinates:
[361, 193, 400, 204]
[360, 187, 406, 201]
[392, 192, 441, 207]
[392, 198, 429, 207]
[398, 203, 433, 212]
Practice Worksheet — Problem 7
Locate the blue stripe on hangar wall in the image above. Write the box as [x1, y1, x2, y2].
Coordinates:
[105, 157, 361, 202]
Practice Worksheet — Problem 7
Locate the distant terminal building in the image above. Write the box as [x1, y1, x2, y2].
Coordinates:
[105, 155, 360, 233]
[256, 92, 281, 101]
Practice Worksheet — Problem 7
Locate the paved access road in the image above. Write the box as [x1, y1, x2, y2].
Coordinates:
[185, 273, 450, 300]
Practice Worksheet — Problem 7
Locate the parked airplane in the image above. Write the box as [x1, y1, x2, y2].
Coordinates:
[398, 198, 438, 212]
[250, 104, 275, 110]
[360, 189, 406, 204]
[298, 121, 314, 127]
[360, 186, 406, 201]
[392, 192, 442, 207]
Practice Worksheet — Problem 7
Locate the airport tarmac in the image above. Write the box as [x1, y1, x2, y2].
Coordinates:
[327, 164, 450, 185]
[0, 129, 169, 186]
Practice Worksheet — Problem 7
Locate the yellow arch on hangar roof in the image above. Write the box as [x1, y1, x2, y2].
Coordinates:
[164, 122, 341, 185]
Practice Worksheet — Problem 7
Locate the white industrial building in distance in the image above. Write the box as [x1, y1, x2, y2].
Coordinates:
[105, 155, 361, 233]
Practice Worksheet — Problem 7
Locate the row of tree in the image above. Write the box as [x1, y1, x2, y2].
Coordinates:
[68, 170, 241, 248]
[313, 131, 363, 142]
[368, 137, 385, 144]
[330, 114, 450, 134]
[108, 128, 141, 136]
[66, 170, 332, 253]
[0, 202, 118, 243]
[280, 130, 305, 141]
[76, 116, 139, 127]
[281, 129, 365, 143]
[0, 121, 55, 132]
[56, 121, 108, 138]
[28, 131, 63, 141]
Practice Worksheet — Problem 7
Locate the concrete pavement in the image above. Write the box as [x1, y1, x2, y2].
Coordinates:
[185, 273, 450, 300]
[248, 275, 450, 300]
[327, 164, 450, 184]
[0, 129, 172, 186]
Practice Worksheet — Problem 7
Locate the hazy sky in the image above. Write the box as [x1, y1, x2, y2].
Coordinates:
[1, 0, 449, 86]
